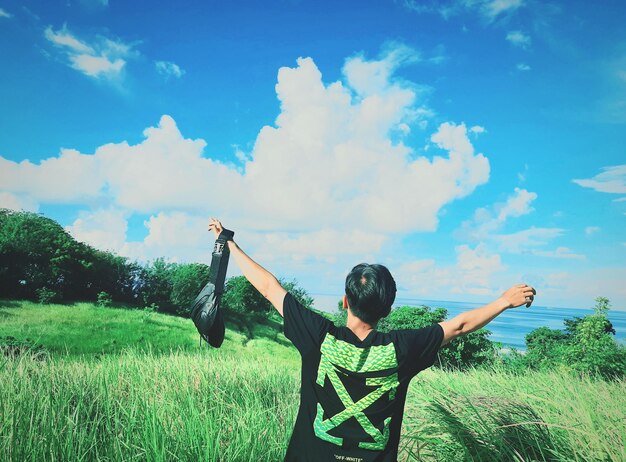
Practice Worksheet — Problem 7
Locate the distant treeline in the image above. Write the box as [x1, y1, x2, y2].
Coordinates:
[0, 209, 214, 315]
[1, 209, 625, 378]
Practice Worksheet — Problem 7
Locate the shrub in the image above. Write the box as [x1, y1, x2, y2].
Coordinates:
[96, 291, 113, 307]
[36, 287, 57, 304]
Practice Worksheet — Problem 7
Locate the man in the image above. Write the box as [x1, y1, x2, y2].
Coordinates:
[208, 218, 536, 462]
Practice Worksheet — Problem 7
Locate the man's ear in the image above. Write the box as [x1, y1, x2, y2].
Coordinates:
[342, 295, 348, 310]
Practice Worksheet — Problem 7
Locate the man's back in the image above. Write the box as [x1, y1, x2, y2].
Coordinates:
[283, 293, 443, 462]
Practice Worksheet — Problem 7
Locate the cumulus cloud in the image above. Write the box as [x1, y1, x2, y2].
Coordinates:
[397, 243, 506, 298]
[0, 192, 39, 212]
[506, 30, 531, 48]
[155, 60, 185, 79]
[516, 63, 531, 71]
[65, 208, 128, 253]
[585, 226, 600, 236]
[44, 25, 135, 80]
[573, 164, 626, 194]
[2, 47, 492, 272]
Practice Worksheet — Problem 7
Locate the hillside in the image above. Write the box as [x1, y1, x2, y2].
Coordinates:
[0, 299, 298, 363]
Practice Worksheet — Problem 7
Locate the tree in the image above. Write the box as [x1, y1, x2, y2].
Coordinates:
[378, 305, 498, 370]
[222, 276, 271, 314]
[334, 299, 347, 327]
[221, 276, 315, 315]
[137, 258, 176, 313]
[170, 263, 211, 315]
[524, 327, 569, 370]
[523, 296, 626, 378]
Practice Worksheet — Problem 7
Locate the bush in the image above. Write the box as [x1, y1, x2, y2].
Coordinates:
[36, 287, 57, 304]
[523, 296, 626, 379]
[96, 291, 113, 307]
[170, 263, 211, 316]
[379, 305, 498, 370]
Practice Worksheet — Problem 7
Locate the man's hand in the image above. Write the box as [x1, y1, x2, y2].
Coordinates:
[208, 217, 223, 239]
[501, 284, 536, 308]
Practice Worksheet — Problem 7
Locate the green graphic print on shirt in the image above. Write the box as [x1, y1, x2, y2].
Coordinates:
[314, 333, 399, 450]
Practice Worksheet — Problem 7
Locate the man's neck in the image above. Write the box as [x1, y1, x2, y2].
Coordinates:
[346, 309, 374, 341]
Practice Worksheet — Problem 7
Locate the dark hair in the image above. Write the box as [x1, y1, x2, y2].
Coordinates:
[345, 263, 396, 325]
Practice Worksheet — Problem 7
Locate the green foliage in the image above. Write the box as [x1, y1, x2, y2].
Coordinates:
[2, 352, 624, 462]
[0, 209, 138, 303]
[378, 305, 447, 331]
[523, 296, 626, 379]
[222, 276, 313, 316]
[222, 276, 270, 314]
[333, 299, 347, 327]
[281, 279, 314, 310]
[36, 287, 57, 304]
[96, 291, 113, 307]
[376, 305, 498, 370]
[170, 263, 210, 315]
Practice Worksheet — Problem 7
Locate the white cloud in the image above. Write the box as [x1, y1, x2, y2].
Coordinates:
[44, 25, 135, 80]
[470, 125, 486, 134]
[0, 8, 13, 18]
[254, 229, 387, 265]
[459, 187, 538, 240]
[494, 227, 564, 253]
[0, 192, 39, 212]
[481, 0, 524, 21]
[539, 268, 626, 309]
[573, 164, 626, 194]
[531, 246, 585, 260]
[506, 30, 531, 48]
[397, 243, 505, 298]
[71, 54, 124, 77]
[155, 60, 185, 79]
[516, 63, 531, 71]
[0, 148, 105, 202]
[65, 209, 128, 253]
[585, 226, 600, 236]
[1, 47, 492, 267]
[401, 0, 524, 21]
[342, 42, 421, 97]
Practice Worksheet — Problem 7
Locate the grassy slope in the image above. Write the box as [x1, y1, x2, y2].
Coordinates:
[0, 299, 298, 363]
[1, 300, 625, 461]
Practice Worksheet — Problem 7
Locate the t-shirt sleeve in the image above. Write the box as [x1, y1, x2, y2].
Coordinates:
[283, 292, 333, 355]
[396, 324, 444, 377]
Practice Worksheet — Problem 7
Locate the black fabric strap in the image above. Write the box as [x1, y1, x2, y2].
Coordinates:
[207, 228, 234, 295]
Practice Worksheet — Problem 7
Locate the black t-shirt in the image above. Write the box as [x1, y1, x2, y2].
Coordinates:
[283, 293, 444, 462]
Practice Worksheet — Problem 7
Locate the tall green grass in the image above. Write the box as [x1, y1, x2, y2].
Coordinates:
[1, 300, 625, 461]
[1, 349, 299, 461]
[2, 352, 624, 461]
[402, 368, 626, 461]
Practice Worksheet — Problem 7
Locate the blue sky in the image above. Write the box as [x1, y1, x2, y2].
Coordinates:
[1, 0, 625, 310]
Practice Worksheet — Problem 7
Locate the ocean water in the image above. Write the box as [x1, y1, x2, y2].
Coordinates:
[312, 294, 626, 351]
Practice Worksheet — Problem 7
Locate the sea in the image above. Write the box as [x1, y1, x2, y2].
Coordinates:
[311, 294, 626, 351]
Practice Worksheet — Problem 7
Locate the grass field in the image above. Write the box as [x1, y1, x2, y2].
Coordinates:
[1, 300, 625, 461]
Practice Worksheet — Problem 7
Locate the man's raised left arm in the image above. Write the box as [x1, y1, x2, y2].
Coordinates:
[208, 218, 287, 316]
